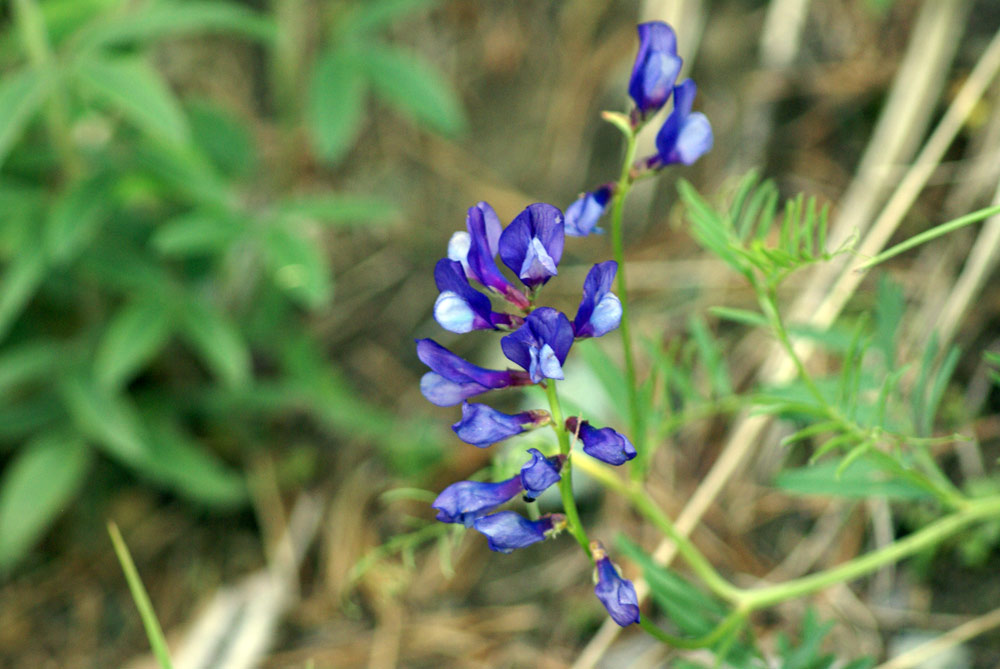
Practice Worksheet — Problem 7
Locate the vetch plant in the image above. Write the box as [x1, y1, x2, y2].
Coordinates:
[409, 19, 1000, 664]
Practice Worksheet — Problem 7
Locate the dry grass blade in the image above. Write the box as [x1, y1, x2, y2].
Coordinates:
[875, 606, 1000, 669]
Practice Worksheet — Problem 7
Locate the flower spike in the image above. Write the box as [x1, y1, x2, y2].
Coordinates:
[501, 307, 575, 383]
[592, 541, 640, 626]
[417, 339, 530, 406]
[629, 22, 683, 120]
[520, 448, 565, 501]
[432, 476, 524, 527]
[566, 417, 636, 465]
[473, 511, 567, 553]
[654, 79, 713, 167]
[573, 261, 622, 338]
[565, 185, 613, 237]
[452, 402, 549, 448]
[498, 203, 565, 289]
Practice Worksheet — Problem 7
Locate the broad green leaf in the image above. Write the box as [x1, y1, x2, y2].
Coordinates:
[141, 416, 247, 507]
[94, 299, 174, 391]
[362, 43, 466, 136]
[60, 374, 151, 465]
[774, 457, 933, 500]
[0, 432, 92, 570]
[307, 47, 367, 164]
[74, 55, 189, 143]
[0, 245, 46, 343]
[178, 297, 251, 388]
[263, 226, 333, 308]
[276, 194, 399, 226]
[151, 211, 245, 257]
[187, 99, 257, 179]
[45, 173, 113, 263]
[74, 0, 275, 50]
[0, 395, 64, 442]
[132, 142, 230, 209]
[0, 67, 52, 168]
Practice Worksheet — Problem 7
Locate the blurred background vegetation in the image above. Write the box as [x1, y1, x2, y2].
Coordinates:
[1, 0, 1000, 667]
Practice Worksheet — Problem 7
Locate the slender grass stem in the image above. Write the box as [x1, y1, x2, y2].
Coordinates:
[545, 381, 591, 558]
[638, 609, 748, 649]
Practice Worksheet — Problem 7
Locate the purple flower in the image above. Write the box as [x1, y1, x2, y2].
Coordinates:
[416, 339, 530, 406]
[565, 186, 612, 237]
[566, 417, 636, 465]
[573, 262, 622, 338]
[432, 476, 524, 527]
[654, 79, 713, 167]
[433, 259, 516, 333]
[452, 402, 549, 448]
[473, 511, 566, 553]
[501, 308, 575, 383]
[629, 22, 683, 119]
[498, 203, 565, 289]
[520, 448, 565, 501]
[592, 542, 640, 626]
[453, 202, 530, 310]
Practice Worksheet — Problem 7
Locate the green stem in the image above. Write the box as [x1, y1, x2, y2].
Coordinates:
[639, 609, 748, 649]
[573, 455, 742, 603]
[545, 381, 591, 558]
[609, 126, 643, 465]
[741, 496, 1000, 608]
[857, 204, 1000, 270]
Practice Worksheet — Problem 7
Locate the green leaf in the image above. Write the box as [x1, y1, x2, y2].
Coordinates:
[74, 55, 189, 143]
[774, 457, 933, 500]
[263, 226, 333, 308]
[0, 341, 61, 396]
[94, 298, 174, 391]
[75, 0, 275, 49]
[141, 416, 247, 507]
[338, 0, 437, 38]
[0, 432, 92, 570]
[708, 306, 767, 328]
[45, 173, 113, 263]
[276, 194, 399, 226]
[362, 43, 466, 136]
[186, 99, 257, 179]
[688, 316, 732, 396]
[151, 211, 245, 257]
[60, 374, 152, 465]
[0, 67, 52, 168]
[307, 47, 367, 164]
[178, 297, 251, 388]
[0, 244, 46, 344]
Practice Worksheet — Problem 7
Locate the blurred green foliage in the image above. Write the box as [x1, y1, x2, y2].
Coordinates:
[0, 0, 462, 571]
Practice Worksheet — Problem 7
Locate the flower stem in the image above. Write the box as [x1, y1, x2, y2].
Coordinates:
[573, 455, 742, 603]
[545, 381, 591, 559]
[609, 125, 643, 464]
[638, 609, 748, 649]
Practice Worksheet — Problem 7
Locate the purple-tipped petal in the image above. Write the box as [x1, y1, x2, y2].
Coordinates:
[473, 511, 566, 553]
[432, 477, 524, 527]
[629, 22, 683, 118]
[520, 448, 564, 501]
[466, 204, 530, 309]
[416, 339, 529, 406]
[592, 542, 640, 626]
[573, 261, 622, 338]
[565, 186, 612, 237]
[567, 417, 636, 465]
[498, 204, 565, 289]
[452, 402, 547, 447]
[500, 308, 575, 383]
[654, 79, 713, 166]
[433, 259, 496, 333]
